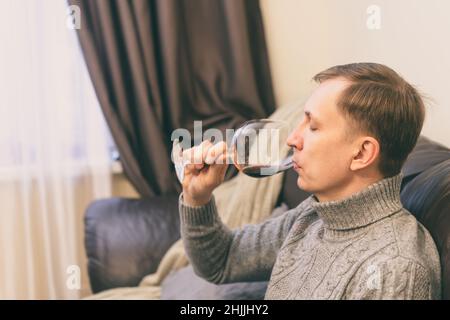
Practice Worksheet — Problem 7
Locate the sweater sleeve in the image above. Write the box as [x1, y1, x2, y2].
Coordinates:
[179, 194, 311, 284]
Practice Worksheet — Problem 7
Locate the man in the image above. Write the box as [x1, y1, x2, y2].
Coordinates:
[179, 63, 441, 299]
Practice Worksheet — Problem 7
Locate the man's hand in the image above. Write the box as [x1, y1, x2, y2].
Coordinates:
[182, 140, 228, 206]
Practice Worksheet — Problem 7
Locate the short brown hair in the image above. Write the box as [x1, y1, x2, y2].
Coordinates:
[313, 63, 425, 177]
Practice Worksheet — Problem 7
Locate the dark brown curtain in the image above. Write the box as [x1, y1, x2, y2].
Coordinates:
[70, 0, 276, 196]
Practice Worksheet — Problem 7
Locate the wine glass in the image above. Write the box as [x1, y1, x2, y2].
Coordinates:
[172, 119, 294, 183]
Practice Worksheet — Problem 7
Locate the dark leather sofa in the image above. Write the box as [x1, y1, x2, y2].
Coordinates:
[85, 136, 450, 299]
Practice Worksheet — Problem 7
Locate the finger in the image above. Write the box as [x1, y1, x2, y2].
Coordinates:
[193, 140, 212, 165]
[182, 140, 209, 164]
[182, 141, 213, 172]
[205, 141, 227, 165]
[209, 153, 228, 178]
[184, 162, 197, 176]
[171, 139, 183, 163]
[182, 147, 195, 164]
[196, 140, 214, 170]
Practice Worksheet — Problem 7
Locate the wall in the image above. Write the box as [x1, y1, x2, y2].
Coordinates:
[260, 0, 450, 147]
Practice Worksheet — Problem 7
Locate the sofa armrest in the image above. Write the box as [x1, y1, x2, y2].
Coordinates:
[84, 194, 180, 293]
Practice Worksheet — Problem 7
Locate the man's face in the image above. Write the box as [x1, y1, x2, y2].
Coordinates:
[286, 78, 359, 199]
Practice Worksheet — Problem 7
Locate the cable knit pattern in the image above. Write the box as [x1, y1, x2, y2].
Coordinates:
[179, 174, 441, 299]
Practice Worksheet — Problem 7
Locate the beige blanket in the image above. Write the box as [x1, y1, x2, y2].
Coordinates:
[86, 102, 303, 299]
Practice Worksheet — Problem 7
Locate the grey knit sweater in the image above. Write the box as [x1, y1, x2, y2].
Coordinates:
[179, 174, 441, 299]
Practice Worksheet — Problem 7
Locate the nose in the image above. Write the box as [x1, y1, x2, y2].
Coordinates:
[286, 122, 304, 151]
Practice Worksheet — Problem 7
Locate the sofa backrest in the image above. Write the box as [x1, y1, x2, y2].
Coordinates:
[400, 137, 450, 299]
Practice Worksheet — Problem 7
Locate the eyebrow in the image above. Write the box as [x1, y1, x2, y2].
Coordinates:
[304, 111, 319, 124]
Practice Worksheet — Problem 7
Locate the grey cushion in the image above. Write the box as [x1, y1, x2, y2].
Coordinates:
[161, 265, 268, 300]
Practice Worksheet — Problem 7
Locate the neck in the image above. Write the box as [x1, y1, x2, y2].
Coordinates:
[311, 173, 403, 233]
[315, 172, 384, 202]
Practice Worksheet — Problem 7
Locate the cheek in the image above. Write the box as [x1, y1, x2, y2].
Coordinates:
[302, 140, 331, 167]
[303, 142, 349, 177]
[296, 160, 348, 191]
[297, 135, 352, 190]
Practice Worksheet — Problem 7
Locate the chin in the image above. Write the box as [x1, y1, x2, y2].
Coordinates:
[296, 176, 309, 191]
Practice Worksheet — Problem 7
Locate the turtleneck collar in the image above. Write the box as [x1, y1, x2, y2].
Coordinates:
[311, 174, 403, 231]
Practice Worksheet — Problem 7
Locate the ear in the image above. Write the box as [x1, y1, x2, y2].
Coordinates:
[350, 137, 380, 171]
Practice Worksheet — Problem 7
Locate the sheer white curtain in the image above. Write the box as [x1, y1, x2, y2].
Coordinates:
[0, 0, 112, 299]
